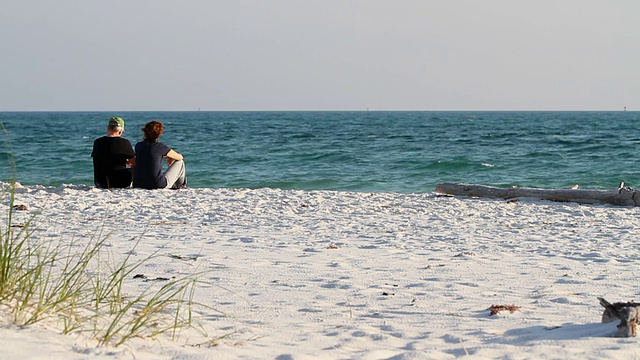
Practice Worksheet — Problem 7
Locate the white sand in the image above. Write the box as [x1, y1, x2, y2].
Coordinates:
[2, 183, 640, 359]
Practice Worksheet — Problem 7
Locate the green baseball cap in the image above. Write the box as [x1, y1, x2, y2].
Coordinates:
[108, 116, 125, 129]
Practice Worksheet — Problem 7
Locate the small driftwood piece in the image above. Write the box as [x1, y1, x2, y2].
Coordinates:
[598, 297, 640, 337]
[488, 304, 521, 316]
[435, 183, 640, 207]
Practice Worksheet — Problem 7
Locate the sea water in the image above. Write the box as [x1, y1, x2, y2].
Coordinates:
[1, 111, 639, 193]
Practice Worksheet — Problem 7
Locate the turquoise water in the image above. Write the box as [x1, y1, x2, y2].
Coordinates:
[1, 111, 639, 193]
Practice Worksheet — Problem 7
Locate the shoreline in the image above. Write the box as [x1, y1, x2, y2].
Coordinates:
[1, 184, 638, 359]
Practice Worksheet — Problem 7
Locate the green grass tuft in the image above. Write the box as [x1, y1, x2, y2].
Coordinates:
[0, 128, 207, 346]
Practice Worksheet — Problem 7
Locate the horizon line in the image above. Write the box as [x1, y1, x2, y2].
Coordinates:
[0, 108, 634, 113]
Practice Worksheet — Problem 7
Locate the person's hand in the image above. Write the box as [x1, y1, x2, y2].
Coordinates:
[167, 158, 175, 166]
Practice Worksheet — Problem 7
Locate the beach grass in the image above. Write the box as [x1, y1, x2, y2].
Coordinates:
[0, 128, 215, 348]
[0, 179, 202, 346]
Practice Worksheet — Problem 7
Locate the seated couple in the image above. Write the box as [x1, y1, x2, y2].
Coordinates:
[91, 117, 187, 190]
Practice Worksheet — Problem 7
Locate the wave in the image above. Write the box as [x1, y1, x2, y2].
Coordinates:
[4, 111, 640, 193]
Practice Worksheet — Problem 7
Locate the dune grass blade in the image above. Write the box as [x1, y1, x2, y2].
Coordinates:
[1, 197, 205, 346]
[97, 275, 198, 346]
[91, 236, 156, 314]
[0, 128, 214, 347]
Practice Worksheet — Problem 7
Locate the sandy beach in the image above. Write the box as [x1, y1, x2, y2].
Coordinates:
[2, 183, 640, 359]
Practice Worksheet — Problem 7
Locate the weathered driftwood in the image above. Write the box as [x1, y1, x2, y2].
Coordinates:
[434, 183, 640, 207]
[599, 297, 640, 337]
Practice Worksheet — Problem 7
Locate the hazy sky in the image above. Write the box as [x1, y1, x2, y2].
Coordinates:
[1, 1, 638, 111]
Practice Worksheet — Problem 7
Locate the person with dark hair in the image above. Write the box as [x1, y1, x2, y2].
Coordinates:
[91, 116, 136, 189]
[133, 120, 187, 189]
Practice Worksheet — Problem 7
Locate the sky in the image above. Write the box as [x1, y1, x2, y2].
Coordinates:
[1, 0, 638, 111]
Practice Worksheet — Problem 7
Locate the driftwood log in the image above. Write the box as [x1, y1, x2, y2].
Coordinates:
[599, 297, 640, 337]
[434, 183, 640, 207]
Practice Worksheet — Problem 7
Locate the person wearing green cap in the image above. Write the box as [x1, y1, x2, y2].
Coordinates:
[91, 116, 136, 189]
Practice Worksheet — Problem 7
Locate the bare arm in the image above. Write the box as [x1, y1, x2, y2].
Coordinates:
[165, 149, 183, 166]
[166, 149, 183, 161]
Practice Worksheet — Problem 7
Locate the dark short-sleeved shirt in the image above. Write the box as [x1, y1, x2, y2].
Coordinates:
[133, 140, 171, 189]
[91, 136, 135, 188]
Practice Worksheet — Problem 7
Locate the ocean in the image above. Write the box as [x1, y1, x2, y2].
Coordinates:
[1, 111, 639, 193]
